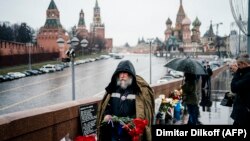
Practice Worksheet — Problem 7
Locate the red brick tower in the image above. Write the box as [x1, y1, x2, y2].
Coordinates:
[37, 0, 68, 54]
[76, 9, 89, 39]
[90, 0, 105, 39]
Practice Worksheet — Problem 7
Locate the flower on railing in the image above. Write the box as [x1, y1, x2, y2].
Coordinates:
[169, 89, 182, 100]
[74, 134, 96, 141]
[160, 98, 176, 112]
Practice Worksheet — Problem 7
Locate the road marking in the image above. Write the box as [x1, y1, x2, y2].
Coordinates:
[0, 83, 70, 111]
[0, 73, 70, 94]
[0, 61, 114, 94]
[0, 67, 114, 111]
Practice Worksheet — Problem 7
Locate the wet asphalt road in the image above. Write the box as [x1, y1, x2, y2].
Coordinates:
[0, 54, 167, 115]
[0, 55, 234, 124]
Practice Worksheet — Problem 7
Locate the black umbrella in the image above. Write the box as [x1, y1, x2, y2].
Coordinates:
[164, 57, 207, 75]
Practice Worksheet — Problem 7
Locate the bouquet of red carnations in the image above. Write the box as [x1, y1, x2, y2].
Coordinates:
[122, 118, 148, 141]
[74, 134, 96, 141]
[101, 116, 148, 141]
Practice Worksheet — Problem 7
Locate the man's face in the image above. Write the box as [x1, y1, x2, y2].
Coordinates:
[119, 72, 129, 81]
[237, 61, 248, 69]
[117, 72, 132, 89]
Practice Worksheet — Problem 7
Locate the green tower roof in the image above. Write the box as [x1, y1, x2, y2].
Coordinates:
[78, 9, 86, 26]
[45, 19, 62, 28]
[192, 17, 201, 27]
[48, 0, 57, 10]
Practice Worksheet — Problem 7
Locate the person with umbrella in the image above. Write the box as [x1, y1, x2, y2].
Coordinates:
[181, 73, 199, 125]
[206, 64, 213, 90]
[165, 57, 207, 125]
[201, 65, 208, 89]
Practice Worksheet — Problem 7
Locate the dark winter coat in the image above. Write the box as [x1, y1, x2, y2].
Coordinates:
[207, 67, 213, 77]
[182, 74, 198, 105]
[97, 60, 155, 141]
[230, 67, 250, 125]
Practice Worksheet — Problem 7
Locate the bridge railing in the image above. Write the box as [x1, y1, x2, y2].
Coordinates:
[0, 65, 227, 141]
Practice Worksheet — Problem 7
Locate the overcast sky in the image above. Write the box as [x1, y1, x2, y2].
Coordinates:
[0, 0, 235, 46]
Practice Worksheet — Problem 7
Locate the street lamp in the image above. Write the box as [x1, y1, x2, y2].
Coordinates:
[57, 32, 88, 101]
[26, 34, 36, 70]
[57, 36, 65, 59]
[147, 38, 154, 84]
[238, 15, 242, 56]
[81, 38, 88, 58]
[215, 22, 223, 59]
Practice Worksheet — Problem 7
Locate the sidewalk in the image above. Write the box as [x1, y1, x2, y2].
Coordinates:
[176, 69, 234, 125]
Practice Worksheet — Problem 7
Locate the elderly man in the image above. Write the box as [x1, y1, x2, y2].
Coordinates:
[97, 60, 154, 141]
[230, 54, 250, 126]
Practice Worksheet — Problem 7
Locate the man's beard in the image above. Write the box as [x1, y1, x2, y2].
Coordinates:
[117, 77, 133, 89]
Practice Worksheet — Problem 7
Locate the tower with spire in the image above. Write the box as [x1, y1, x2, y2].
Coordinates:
[76, 9, 88, 39]
[90, 0, 105, 39]
[175, 0, 186, 30]
[191, 17, 202, 43]
[44, 0, 62, 28]
[37, 0, 68, 54]
[165, 18, 173, 41]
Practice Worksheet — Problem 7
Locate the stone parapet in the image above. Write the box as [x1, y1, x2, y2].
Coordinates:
[0, 65, 227, 141]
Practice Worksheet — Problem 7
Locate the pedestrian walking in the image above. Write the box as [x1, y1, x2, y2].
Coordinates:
[206, 65, 213, 90]
[201, 66, 207, 89]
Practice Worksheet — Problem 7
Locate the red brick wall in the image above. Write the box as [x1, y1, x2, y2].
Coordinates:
[0, 40, 60, 67]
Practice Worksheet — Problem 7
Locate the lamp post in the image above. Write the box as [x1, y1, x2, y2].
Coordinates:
[57, 32, 88, 101]
[238, 15, 242, 56]
[28, 43, 31, 70]
[147, 38, 154, 84]
[26, 35, 36, 70]
[215, 22, 223, 59]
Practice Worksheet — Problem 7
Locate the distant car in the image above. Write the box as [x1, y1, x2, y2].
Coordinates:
[0, 75, 5, 82]
[40, 64, 56, 73]
[100, 55, 111, 59]
[22, 71, 32, 77]
[114, 54, 124, 59]
[55, 64, 64, 71]
[169, 70, 184, 78]
[26, 70, 40, 75]
[157, 75, 175, 84]
[2, 74, 15, 81]
[7, 72, 26, 79]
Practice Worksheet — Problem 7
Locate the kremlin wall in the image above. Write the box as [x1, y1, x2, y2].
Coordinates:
[0, 0, 112, 67]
